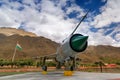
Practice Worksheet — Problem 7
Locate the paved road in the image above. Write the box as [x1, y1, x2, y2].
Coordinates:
[0, 71, 120, 80]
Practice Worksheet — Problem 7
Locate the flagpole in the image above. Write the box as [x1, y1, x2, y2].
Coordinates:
[12, 43, 17, 62]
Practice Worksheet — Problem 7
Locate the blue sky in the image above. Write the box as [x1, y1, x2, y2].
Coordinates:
[0, 0, 120, 47]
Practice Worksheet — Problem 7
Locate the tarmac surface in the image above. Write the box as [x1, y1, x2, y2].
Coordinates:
[0, 71, 120, 80]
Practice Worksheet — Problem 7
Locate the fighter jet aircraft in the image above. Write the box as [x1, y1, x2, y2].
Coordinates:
[40, 10, 89, 73]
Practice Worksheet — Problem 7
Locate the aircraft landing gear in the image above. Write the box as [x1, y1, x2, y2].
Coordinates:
[64, 57, 75, 76]
[42, 65, 47, 71]
[56, 62, 61, 69]
[41, 57, 47, 75]
[71, 57, 75, 71]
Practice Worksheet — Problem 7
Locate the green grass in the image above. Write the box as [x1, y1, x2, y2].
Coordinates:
[0, 72, 26, 77]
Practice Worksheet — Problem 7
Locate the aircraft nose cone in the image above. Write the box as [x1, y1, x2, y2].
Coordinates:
[72, 36, 88, 43]
[70, 34, 88, 52]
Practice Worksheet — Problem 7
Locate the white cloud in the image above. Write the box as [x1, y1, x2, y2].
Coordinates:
[115, 34, 120, 41]
[88, 31, 117, 46]
[87, 0, 120, 47]
[0, 6, 20, 28]
[24, 12, 75, 42]
[92, 0, 120, 28]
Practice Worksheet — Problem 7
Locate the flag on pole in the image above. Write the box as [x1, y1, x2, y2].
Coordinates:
[16, 43, 22, 51]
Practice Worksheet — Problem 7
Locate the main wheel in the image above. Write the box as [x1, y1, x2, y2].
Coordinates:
[42, 66, 47, 71]
[70, 66, 74, 71]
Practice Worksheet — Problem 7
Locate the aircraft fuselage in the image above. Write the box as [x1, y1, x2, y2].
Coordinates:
[56, 34, 88, 63]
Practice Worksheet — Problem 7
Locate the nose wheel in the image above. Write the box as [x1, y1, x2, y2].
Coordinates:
[64, 57, 75, 76]
[42, 65, 47, 71]
[41, 57, 48, 75]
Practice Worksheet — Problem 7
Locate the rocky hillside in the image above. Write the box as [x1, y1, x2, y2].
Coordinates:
[0, 28, 120, 63]
[79, 45, 120, 63]
[0, 27, 37, 37]
[0, 28, 58, 60]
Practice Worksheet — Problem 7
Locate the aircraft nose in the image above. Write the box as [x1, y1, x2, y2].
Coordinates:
[72, 36, 88, 43]
[70, 35, 88, 52]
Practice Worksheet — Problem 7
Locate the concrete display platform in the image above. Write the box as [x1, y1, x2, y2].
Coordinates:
[0, 71, 120, 80]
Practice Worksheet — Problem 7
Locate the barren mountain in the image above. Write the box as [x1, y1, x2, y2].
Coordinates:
[79, 45, 120, 63]
[0, 28, 120, 63]
[0, 28, 58, 60]
[0, 27, 37, 37]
